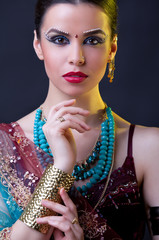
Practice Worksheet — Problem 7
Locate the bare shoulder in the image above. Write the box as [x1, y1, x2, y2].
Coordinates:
[133, 125, 159, 184]
[114, 111, 159, 159]
[133, 125, 159, 207]
[114, 113, 159, 185]
[134, 125, 159, 156]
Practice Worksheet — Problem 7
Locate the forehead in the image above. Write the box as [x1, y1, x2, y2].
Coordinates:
[41, 3, 111, 34]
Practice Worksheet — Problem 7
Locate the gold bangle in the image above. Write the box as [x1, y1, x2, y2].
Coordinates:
[19, 164, 75, 234]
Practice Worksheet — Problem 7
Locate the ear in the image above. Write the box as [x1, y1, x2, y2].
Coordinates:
[33, 30, 44, 60]
[108, 35, 118, 62]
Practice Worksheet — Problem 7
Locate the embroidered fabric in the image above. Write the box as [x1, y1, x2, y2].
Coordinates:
[0, 122, 46, 230]
[0, 227, 12, 239]
[0, 122, 146, 239]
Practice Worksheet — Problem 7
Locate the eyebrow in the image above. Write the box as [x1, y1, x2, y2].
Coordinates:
[45, 28, 69, 36]
[44, 27, 107, 37]
[83, 28, 107, 37]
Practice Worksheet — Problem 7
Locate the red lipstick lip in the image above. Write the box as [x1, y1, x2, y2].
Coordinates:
[63, 76, 87, 83]
[62, 71, 88, 83]
[62, 71, 88, 77]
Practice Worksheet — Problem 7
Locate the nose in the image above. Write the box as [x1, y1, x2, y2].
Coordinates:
[68, 42, 85, 66]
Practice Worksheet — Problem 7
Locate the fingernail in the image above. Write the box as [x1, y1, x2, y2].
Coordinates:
[60, 187, 65, 194]
[85, 124, 91, 130]
[41, 199, 48, 205]
[36, 218, 41, 223]
[84, 111, 90, 115]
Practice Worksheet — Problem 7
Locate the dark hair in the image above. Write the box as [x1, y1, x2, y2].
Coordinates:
[35, 0, 118, 40]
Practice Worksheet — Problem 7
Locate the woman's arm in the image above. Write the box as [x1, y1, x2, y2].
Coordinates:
[140, 127, 159, 239]
[1, 165, 73, 240]
[12, 100, 88, 239]
[0, 99, 89, 239]
[11, 220, 53, 240]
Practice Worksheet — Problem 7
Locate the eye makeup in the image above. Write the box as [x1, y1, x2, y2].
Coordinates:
[44, 27, 108, 45]
[83, 36, 106, 45]
[44, 27, 69, 41]
[44, 27, 107, 38]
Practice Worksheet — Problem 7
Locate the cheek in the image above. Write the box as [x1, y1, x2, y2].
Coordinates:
[87, 50, 108, 84]
[42, 50, 62, 76]
[88, 53, 108, 80]
[85, 47, 108, 70]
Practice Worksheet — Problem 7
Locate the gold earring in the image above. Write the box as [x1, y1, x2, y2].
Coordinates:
[107, 58, 115, 83]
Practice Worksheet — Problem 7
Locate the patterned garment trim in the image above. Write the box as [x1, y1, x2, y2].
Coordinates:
[0, 227, 12, 239]
[0, 153, 31, 209]
[0, 124, 42, 210]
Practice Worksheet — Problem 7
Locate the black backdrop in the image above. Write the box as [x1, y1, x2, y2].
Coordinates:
[0, 0, 159, 126]
[1, 1, 159, 239]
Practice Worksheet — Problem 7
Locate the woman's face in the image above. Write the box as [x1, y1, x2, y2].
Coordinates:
[34, 3, 117, 97]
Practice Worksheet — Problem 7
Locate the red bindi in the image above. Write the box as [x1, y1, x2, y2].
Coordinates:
[75, 34, 78, 38]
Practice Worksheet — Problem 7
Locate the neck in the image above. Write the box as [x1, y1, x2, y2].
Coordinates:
[42, 81, 106, 127]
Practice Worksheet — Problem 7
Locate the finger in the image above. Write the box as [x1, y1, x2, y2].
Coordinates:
[37, 216, 76, 239]
[43, 120, 88, 140]
[47, 226, 54, 237]
[37, 212, 83, 239]
[60, 188, 78, 215]
[60, 114, 91, 130]
[40, 200, 67, 215]
[53, 228, 64, 239]
[48, 219, 76, 239]
[54, 120, 90, 134]
[47, 99, 76, 121]
[54, 99, 76, 111]
[40, 200, 75, 219]
[44, 115, 91, 135]
[54, 116, 90, 131]
[53, 106, 90, 120]
[37, 215, 67, 224]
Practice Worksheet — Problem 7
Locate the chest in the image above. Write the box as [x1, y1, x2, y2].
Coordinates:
[73, 128, 127, 189]
[73, 127, 143, 190]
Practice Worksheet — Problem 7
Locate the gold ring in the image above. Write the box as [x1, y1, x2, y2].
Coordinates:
[72, 217, 78, 225]
[56, 116, 65, 122]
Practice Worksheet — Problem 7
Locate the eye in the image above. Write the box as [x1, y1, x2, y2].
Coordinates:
[83, 36, 106, 45]
[45, 35, 70, 45]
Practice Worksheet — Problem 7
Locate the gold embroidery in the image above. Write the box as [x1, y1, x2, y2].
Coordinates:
[79, 210, 107, 238]
[0, 153, 31, 209]
[0, 123, 41, 209]
[0, 227, 12, 239]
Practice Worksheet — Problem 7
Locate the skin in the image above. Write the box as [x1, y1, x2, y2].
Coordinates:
[10, 3, 159, 240]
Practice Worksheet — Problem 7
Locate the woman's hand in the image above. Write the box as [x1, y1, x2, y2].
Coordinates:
[42, 99, 90, 174]
[36, 188, 84, 240]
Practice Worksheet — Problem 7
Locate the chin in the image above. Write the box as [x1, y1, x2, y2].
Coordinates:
[62, 87, 94, 98]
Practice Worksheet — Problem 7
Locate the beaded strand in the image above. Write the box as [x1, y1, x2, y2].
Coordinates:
[33, 107, 115, 196]
[76, 107, 115, 195]
[34, 109, 53, 157]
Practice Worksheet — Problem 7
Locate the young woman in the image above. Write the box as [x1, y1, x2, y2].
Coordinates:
[0, 0, 159, 239]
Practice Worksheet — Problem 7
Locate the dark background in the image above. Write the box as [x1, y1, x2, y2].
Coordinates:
[1, 0, 159, 239]
[0, 0, 159, 127]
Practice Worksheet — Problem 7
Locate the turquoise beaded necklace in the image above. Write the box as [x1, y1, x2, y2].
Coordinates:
[33, 106, 115, 196]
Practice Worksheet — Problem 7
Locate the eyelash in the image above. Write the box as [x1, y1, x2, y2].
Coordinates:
[45, 35, 69, 45]
[83, 36, 106, 45]
[45, 35, 106, 46]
